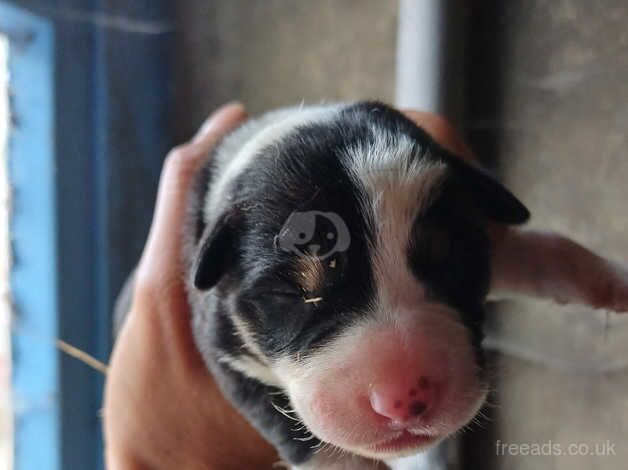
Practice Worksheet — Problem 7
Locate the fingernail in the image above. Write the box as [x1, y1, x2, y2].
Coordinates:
[193, 101, 244, 142]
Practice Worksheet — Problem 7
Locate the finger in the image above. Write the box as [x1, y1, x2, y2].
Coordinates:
[401, 109, 476, 163]
[191, 101, 246, 152]
[137, 103, 247, 284]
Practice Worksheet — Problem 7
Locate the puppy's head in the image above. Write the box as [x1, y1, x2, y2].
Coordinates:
[192, 103, 528, 459]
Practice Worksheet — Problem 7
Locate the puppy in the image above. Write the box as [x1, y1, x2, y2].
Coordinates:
[121, 102, 628, 469]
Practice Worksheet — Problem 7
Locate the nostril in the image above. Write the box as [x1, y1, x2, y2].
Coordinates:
[370, 379, 436, 423]
[409, 400, 427, 417]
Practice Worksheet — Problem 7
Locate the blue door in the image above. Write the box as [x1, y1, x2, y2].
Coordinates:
[1, 1, 174, 468]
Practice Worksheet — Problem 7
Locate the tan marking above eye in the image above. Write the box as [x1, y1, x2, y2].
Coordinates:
[295, 255, 326, 293]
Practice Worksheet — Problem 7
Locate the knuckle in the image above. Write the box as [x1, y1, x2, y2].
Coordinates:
[131, 273, 160, 305]
[132, 266, 171, 303]
[132, 266, 181, 305]
[163, 145, 200, 184]
[165, 145, 195, 168]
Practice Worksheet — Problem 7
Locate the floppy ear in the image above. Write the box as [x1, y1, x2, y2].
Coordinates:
[448, 159, 530, 225]
[193, 211, 240, 290]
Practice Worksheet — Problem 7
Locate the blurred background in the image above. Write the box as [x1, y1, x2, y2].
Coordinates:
[0, 1, 627, 469]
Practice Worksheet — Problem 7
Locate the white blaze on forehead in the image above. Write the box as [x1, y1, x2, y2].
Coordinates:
[265, 128, 485, 453]
[345, 126, 447, 314]
[205, 104, 343, 220]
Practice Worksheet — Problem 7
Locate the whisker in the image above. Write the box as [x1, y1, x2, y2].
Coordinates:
[311, 440, 325, 451]
[271, 402, 301, 422]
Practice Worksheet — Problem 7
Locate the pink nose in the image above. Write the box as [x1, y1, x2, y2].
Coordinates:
[369, 375, 437, 423]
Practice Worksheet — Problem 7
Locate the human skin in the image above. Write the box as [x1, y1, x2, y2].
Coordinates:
[100, 104, 514, 469]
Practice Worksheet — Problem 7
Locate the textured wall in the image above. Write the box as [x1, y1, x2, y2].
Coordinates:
[173, 0, 397, 140]
[465, 2, 628, 469]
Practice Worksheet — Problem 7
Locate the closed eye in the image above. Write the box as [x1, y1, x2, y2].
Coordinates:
[257, 281, 305, 299]
[264, 289, 303, 298]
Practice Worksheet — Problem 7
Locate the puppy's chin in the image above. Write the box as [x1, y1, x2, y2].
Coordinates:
[274, 308, 487, 458]
[341, 390, 487, 460]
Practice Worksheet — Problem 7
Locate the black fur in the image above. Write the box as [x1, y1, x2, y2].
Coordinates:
[117, 101, 530, 466]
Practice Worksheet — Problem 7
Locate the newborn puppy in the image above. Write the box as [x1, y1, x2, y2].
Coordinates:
[174, 102, 628, 469]
[185, 101, 514, 468]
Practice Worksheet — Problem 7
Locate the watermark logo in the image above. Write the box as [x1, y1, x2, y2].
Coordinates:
[495, 439, 616, 457]
[277, 211, 350, 260]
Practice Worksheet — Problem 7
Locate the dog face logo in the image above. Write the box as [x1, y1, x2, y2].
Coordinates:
[277, 211, 350, 260]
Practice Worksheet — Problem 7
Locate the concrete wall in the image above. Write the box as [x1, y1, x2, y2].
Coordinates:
[465, 2, 628, 469]
[172, 0, 398, 141]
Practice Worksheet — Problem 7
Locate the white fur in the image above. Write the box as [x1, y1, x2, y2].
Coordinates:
[343, 124, 448, 322]
[205, 105, 343, 221]
[202, 105, 628, 470]
[270, 128, 485, 461]
[217, 353, 282, 388]
[204, 106, 487, 467]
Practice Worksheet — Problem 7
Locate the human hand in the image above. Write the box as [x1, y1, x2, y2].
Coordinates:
[102, 103, 278, 470]
[102, 106, 488, 470]
[401, 112, 628, 313]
